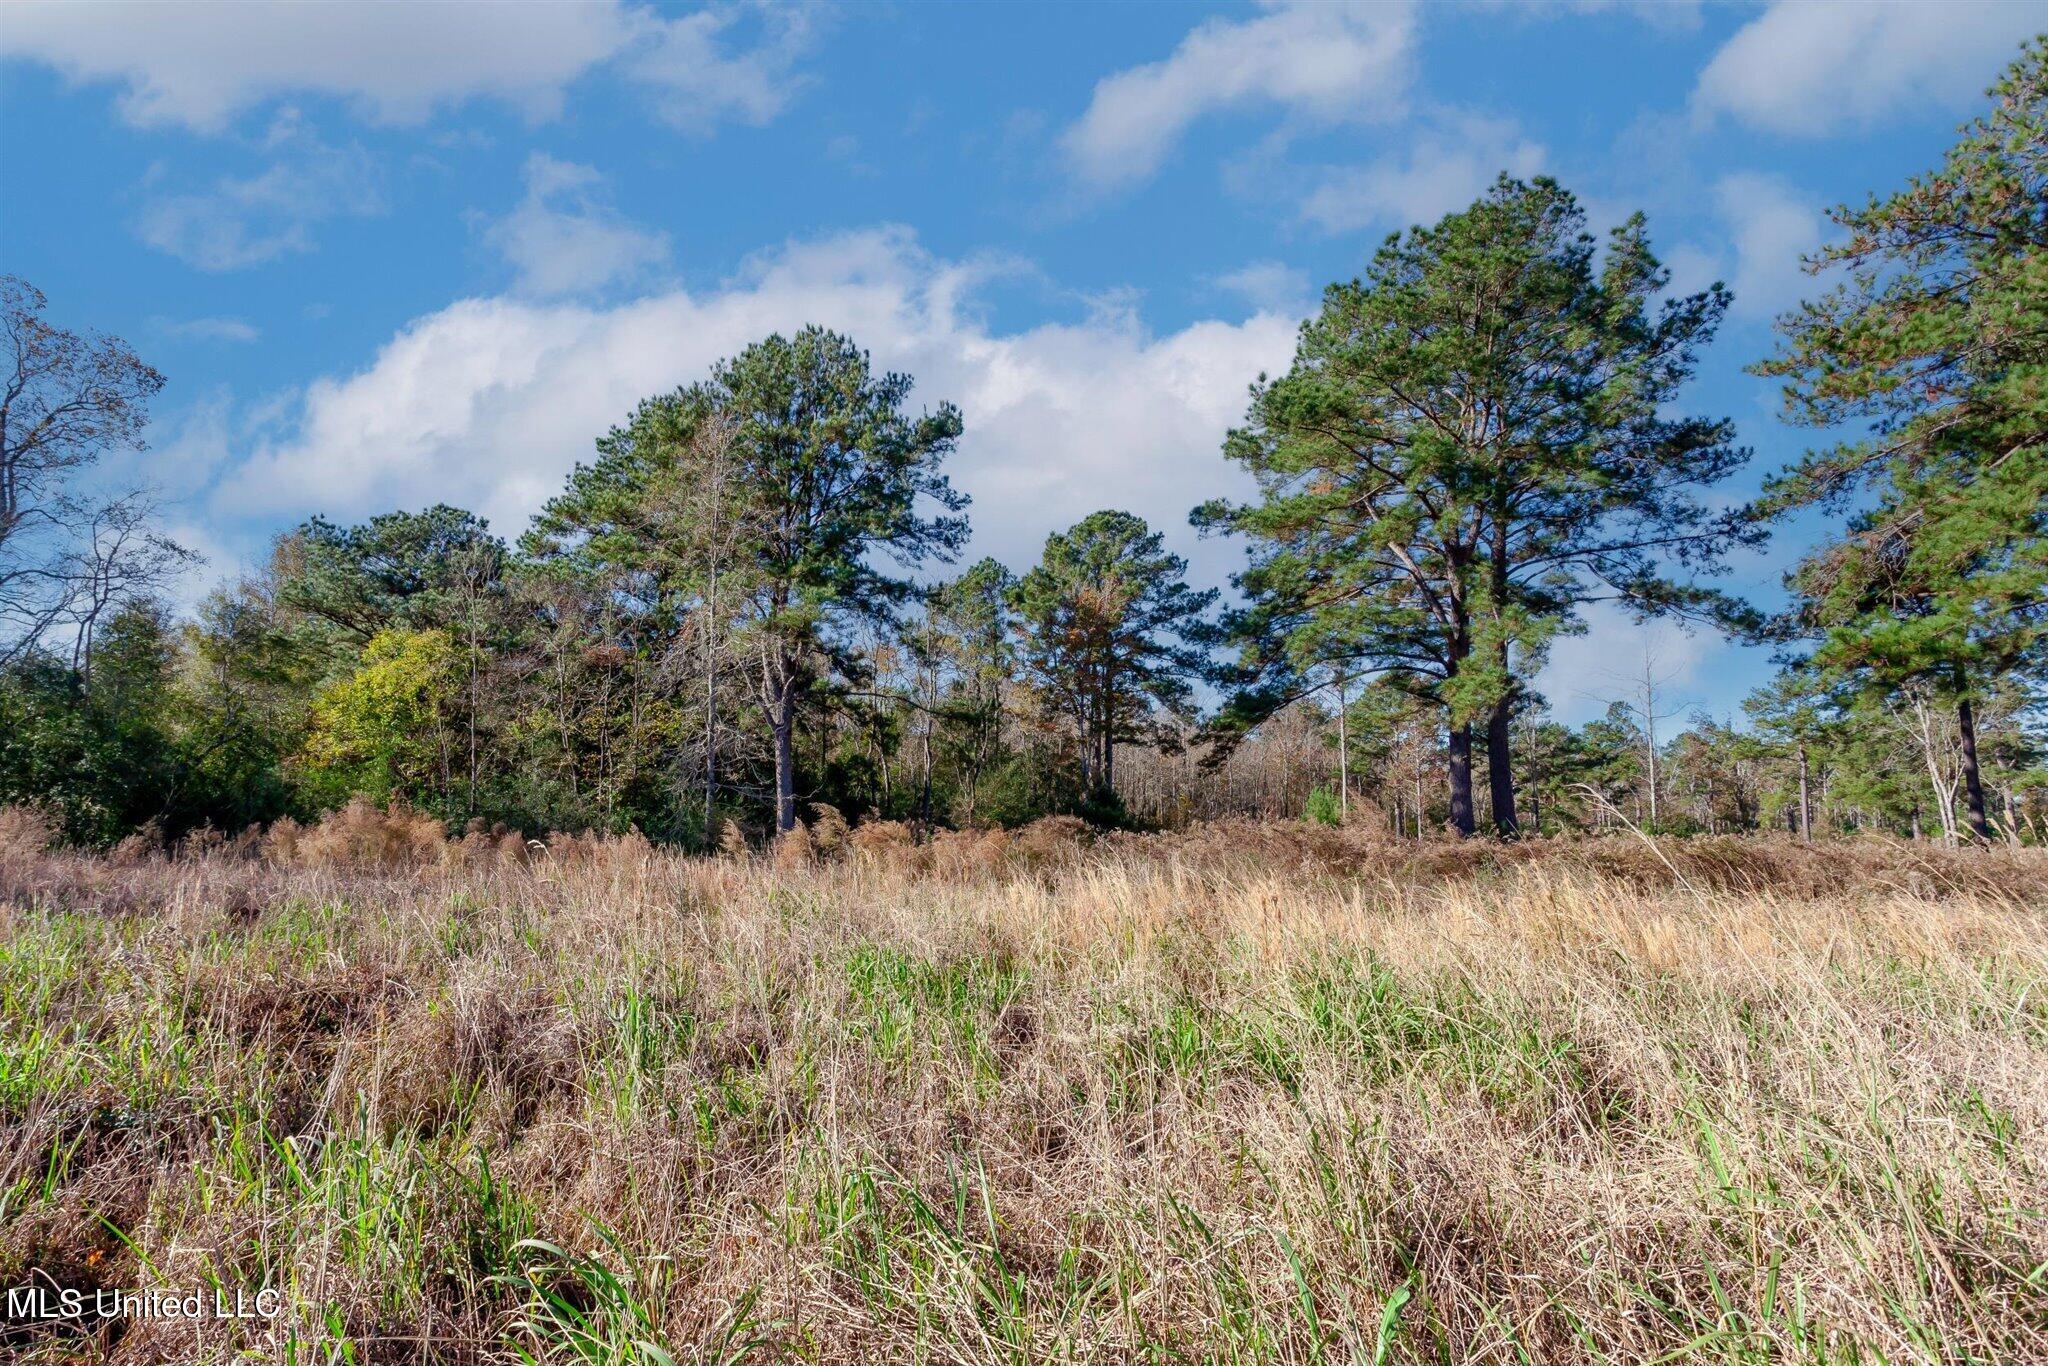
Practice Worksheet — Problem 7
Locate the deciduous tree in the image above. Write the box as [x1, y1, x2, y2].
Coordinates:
[1, 276, 178, 660]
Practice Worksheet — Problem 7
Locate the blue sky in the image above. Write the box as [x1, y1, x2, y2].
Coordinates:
[4, 0, 2043, 723]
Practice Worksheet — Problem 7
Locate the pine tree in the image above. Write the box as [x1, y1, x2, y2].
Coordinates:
[1203, 176, 1752, 836]
[922, 558, 1016, 825]
[1742, 667, 1841, 841]
[1757, 41, 2048, 843]
[529, 328, 967, 831]
[1011, 511, 1214, 807]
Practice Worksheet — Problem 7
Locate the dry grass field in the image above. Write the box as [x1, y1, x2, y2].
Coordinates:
[2, 803, 2045, 1363]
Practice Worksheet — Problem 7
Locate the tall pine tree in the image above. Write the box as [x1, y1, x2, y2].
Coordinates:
[1756, 41, 2048, 843]
[529, 328, 967, 831]
[1203, 176, 1752, 836]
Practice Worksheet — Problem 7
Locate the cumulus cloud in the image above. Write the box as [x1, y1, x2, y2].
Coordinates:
[1713, 172, 1827, 320]
[2, 0, 634, 132]
[484, 154, 671, 297]
[1300, 111, 1546, 234]
[208, 228, 1297, 580]
[1471, 0, 1702, 22]
[1061, 0, 1417, 191]
[134, 116, 385, 271]
[1693, 0, 2047, 136]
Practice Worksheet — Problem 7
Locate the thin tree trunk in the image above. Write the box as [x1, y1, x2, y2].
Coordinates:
[1797, 743, 1810, 842]
[918, 646, 935, 827]
[773, 703, 796, 832]
[1956, 694, 1992, 843]
[1908, 695, 1958, 847]
[1336, 673, 1349, 822]
[762, 644, 798, 834]
[702, 564, 719, 848]
[465, 578, 479, 818]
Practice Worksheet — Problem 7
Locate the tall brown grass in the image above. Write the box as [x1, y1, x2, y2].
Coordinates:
[1, 803, 2043, 1362]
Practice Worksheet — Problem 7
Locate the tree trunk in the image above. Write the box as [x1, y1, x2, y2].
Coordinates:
[1486, 696, 1518, 838]
[1908, 694, 1959, 847]
[1956, 694, 1992, 843]
[702, 566, 719, 848]
[766, 660, 799, 835]
[1796, 743, 1810, 842]
[1335, 673, 1349, 822]
[773, 707, 796, 832]
[1447, 723, 1475, 837]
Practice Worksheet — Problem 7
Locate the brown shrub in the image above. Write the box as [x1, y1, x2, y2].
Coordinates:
[0, 804, 57, 860]
[292, 798, 448, 870]
[259, 815, 303, 864]
[848, 818, 918, 869]
[809, 803, 850, 857]
[177, 824, 226, 860]
[108, 820, 165, 865]
[1014, 814, 1093, 861]
[771, 821, 814, 870]
[928, 826, 1014, 878]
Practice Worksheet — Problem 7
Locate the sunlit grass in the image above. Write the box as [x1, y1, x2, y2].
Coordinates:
[1, 812, 2044, 1361]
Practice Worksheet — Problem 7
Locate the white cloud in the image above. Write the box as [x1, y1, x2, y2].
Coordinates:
[1713, 172, 1827, 320]
[1213, 261, 1313, 316]
[623, 4, 826, 134]
[1062, 0, 1417, 191]
[149, 389, 239, 492]
[207, 228, 1296, 583]
[90, 388, 246, 608]
[2, 0, 634, 132]
[155, 316, 261, 343]
[5, 1, 831, 137]
[1693, 0, 2048, 136]
[1470, 0, 1702, 28]
[484, 154, 671, 297]
[1664, 173, 1827, 321]
[1300, 112, 1545, 234]
[135, 113, 385, 271]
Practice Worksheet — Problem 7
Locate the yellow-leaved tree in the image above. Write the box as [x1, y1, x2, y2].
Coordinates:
[301, 628, 457, 809]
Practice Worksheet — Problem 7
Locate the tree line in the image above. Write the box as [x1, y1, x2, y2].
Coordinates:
[4, 42, 2042, 848]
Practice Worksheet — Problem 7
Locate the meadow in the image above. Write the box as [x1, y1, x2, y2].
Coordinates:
[2, 803, 2045, 1363]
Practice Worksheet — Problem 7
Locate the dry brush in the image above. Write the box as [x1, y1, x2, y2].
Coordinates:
[1, 803, 2044, 1362]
